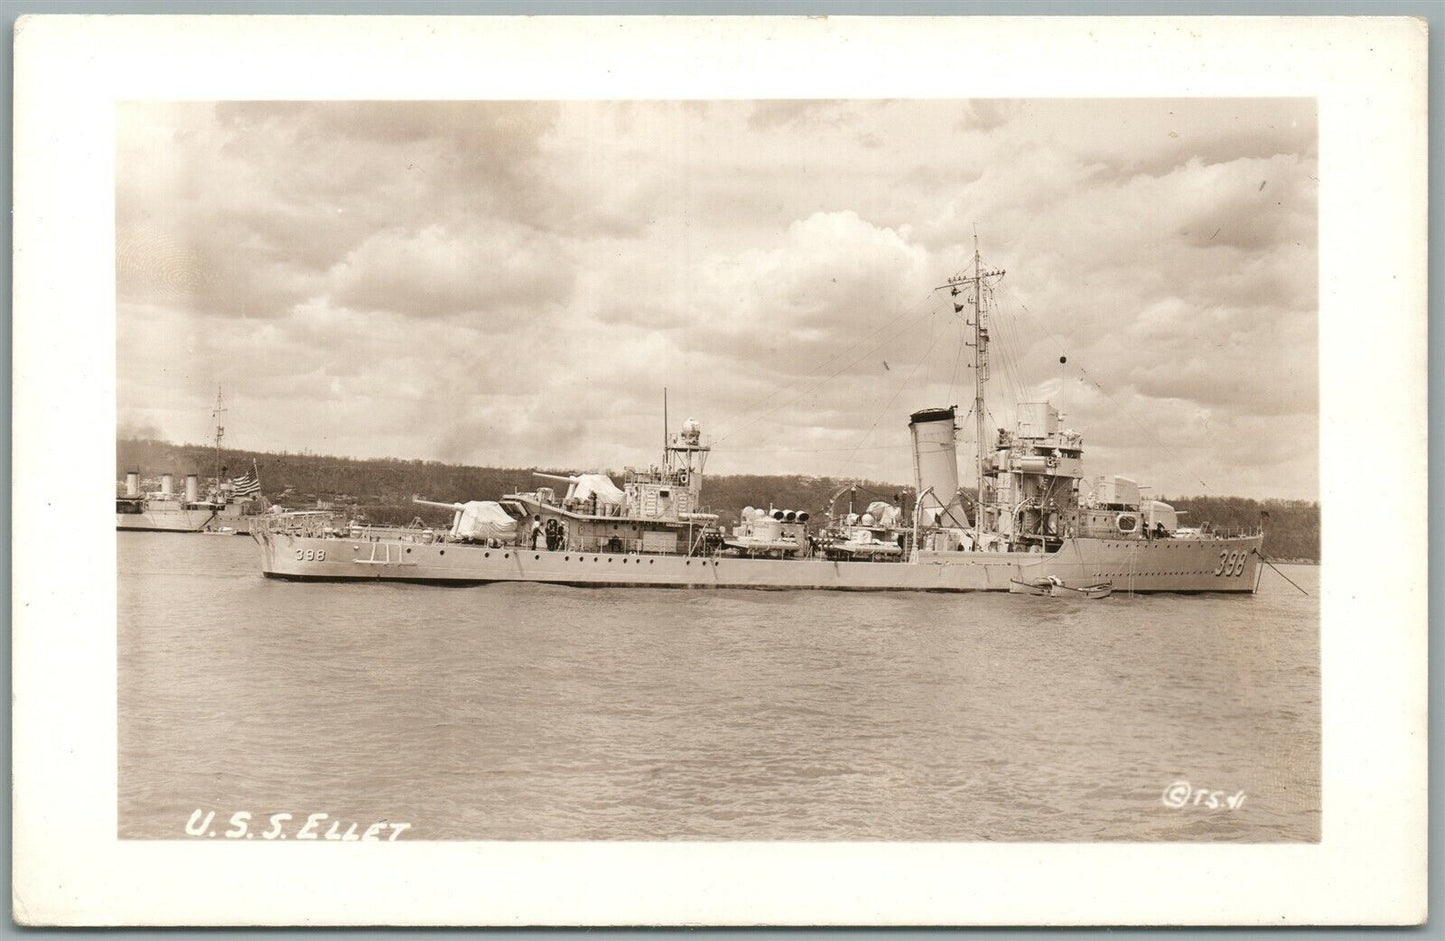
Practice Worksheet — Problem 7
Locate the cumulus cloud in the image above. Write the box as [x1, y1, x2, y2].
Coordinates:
[116, 99, 1317, 499]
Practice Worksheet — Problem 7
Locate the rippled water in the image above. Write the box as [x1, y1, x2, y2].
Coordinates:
[119, 532, 1319, 841]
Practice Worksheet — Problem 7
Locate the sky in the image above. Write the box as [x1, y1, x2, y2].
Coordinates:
[116, 99, 1317, 500]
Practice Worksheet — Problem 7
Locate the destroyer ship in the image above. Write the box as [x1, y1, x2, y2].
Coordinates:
[117, 390, 263, 533]
[255, 247, 1263, 592]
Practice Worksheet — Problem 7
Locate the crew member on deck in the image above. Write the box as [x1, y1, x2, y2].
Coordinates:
[530, 515, 543, 550]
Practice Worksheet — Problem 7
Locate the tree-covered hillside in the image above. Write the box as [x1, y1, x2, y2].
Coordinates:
[118, 438, 1319, 561]
[1160, 495, 1320, 563]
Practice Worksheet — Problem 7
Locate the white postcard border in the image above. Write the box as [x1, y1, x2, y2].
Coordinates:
[11, 14, 1428, 926]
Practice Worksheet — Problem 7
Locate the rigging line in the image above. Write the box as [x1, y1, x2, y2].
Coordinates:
[853, 482, 905, 500]
[945, 313, 966, 407]
[1252, 549, 1309, 595]
[723, 444, 907, 453]
[981, 285, 1015, 392]
[999, 309, 1037, 406]
[996, 286, 1203, 489]
[991, 287, 1031, 393]
[711, 287, 939, 440]
[1003, 286, 1070, 360]
[845, 308, 939, 460]
[714, 298, 943, 444]
[985, 321, 1023, 414]
[1075, 366, 1211, 492]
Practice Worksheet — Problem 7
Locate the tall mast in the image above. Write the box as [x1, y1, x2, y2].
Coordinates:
[663, 387, 669, 468]
[943, 235, 1003, 549]
[972, 236, 986, 549]
[212, 386, 227, 494]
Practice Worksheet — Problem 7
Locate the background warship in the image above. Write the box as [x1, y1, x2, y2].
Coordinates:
[116, 390, 263, 533]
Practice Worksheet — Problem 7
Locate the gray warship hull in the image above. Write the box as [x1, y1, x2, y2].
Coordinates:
[116, 499, 252, 533]
[256, 530, 1263, 593]
[116, 507, 217, 533]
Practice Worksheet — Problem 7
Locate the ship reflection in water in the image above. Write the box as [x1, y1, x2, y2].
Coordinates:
[119, 533, 1319, 842]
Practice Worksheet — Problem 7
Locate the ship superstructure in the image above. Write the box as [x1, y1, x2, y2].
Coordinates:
[253, 245, 1263, 592]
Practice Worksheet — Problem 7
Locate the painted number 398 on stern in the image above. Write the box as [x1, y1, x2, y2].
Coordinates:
[185, 809, 411, 841]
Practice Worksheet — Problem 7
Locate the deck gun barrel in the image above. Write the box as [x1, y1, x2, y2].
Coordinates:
[412, 496, 465, 511]
[532, 472, 582, 484]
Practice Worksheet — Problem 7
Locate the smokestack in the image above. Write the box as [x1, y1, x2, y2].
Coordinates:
[125, 472, 139, 497]
[185, 474, 199, 503]
[160, 473, 174, 497]
[908, 407, 971, 529]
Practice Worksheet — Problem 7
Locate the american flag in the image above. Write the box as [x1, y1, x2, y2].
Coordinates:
[231, 466, 262, 497]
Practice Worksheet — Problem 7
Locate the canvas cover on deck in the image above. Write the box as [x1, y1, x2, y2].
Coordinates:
[571, 474, 625, 509]
[864, 500, 902, 528]
[451, 501, 519, 541]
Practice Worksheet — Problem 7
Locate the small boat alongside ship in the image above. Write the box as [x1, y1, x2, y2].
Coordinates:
[1010, 576, 1114, 599]
[253, 244, 1264, 593]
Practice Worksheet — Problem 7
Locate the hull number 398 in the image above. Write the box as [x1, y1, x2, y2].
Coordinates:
[1215, 550, 1248, 577]
[294, 548, 326, 561]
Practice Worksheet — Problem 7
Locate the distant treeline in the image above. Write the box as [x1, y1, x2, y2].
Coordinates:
[117, 438, 1319, 561]
[1159, 495, 1320, 563]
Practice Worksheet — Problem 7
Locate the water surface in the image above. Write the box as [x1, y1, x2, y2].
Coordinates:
[119, 532, 1319, 841]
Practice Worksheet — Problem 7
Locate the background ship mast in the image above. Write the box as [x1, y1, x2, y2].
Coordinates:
[211, 387, 226, 498]
[945, 235, 1005, 548]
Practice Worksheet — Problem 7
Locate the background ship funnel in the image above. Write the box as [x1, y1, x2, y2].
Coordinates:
[125, 471, 139, 497]
[908, 407, 971, 529]
[160, 473, 174, 497]
[185, 474, 199, 503]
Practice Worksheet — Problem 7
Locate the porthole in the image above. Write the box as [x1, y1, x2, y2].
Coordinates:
[649, 559, 655, 564]
[485, 552, 490, 558]
[405, 547, 412, 554]
[504, 553, 510, 559]
[439, 550, 445, 556]
[535, 554, 540, 560]
[565, 556, 570, 561]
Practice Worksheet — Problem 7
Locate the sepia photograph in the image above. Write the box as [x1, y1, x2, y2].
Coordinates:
[115, 96, 1320, 843]
[12, 14, 1427, 926]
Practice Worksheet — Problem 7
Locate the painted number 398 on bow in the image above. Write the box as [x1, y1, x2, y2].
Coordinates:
[294, 549, 325, 561]
[1214, 550, 1247, 577]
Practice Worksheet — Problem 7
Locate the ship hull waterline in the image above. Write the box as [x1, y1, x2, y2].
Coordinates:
[255, 531, 1263, 593]
[116, 509, 217, 533]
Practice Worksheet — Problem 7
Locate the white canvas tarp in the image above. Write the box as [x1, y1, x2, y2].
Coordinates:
[451, 500, 519, 541]
[864, 500, 902, 528]
[570, 474, 625, 509]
